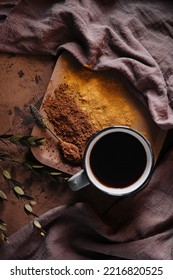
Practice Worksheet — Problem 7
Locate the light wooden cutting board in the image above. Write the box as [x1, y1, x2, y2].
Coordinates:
[31, 51, 166, 175]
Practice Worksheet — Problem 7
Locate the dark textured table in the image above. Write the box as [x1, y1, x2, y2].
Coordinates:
[0, 53, 77, 235]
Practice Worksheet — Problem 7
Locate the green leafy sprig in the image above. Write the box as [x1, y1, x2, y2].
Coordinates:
[0, 131, 69, 241]
[24, 160, 70, 184]
[0, 105, 70, 242]
[1, 168, 45, 238]
[0, 219, 8, 242]
[0, 131, 47, 241]
[0, 134, 45, 147]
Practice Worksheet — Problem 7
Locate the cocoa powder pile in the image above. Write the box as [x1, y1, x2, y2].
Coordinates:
[43, 83, 97, 165]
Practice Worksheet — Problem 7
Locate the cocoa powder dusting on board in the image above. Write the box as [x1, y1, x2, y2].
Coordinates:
[43, 83, 97, 164]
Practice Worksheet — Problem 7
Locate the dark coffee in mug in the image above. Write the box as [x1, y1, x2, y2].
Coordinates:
[89, 132, 147, 188]
[68, 126, 154, 196]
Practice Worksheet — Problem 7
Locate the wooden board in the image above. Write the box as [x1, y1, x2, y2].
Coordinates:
[31, 51, 167, 175]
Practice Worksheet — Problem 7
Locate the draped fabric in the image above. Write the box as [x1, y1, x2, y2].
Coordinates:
[0, 0, 173, 259]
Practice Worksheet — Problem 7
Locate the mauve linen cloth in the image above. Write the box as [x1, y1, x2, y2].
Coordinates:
[0, 0, 173, 259]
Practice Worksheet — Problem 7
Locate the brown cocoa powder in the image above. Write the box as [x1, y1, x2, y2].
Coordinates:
[43, 83, 97, 164]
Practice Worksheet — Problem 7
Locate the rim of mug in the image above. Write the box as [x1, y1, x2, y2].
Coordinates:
[84, 126, 154, 196]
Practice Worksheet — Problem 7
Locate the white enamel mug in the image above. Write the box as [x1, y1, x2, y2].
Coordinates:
[68, 126, 154, 196]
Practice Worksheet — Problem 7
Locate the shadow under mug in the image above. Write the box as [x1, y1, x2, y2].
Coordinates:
[68, 126, 154, 196]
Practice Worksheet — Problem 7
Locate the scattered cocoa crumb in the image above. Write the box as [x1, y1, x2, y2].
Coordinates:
[18, 70, 24, 78]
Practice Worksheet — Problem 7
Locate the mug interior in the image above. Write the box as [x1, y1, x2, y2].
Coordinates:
[84, 126, 154, 196]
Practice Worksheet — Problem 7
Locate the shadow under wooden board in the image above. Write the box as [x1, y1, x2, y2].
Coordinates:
[31, 51, 167, 176]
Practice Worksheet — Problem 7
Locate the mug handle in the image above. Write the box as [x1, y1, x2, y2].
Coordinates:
[68, 170, 90, 191]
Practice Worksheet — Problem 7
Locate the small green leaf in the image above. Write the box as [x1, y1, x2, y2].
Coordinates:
[32, 165, 45, 169]
[3, 170, 11, 180]
[29, 200, 37, 206]
[50, 172, 62, 176]
[0, 231, 8, 242]
[40, 231, 45, 237]
[10, 134, 22, 143]
[33, 220, 42, 229]
[29, 137, 46, 146]
[0, 190, 7, 201]
[14, 186, 24, 196]
[0, 224, 7, 232]
[24, 204, 33, 214]
[0, 219, 6, 225]
[0, 232, 5, 241]
[27, 136, 37, 142]
[36, 138, 46, 145]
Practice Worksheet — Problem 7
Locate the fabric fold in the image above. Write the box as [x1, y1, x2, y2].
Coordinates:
[0, 0, 173, 128]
